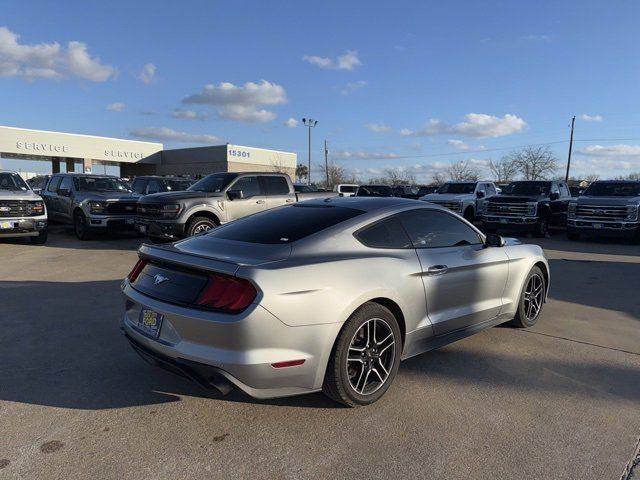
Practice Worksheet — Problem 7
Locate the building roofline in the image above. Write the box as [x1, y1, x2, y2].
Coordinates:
[0, 125, 163, 148]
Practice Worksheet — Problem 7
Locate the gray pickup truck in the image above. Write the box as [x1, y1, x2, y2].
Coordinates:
[136, 172, 337, 242]
[0, 170, 48, 244]
[567, 180, 640, 241]
[41, 173, 140, 240]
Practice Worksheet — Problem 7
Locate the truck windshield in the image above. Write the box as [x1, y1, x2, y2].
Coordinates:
[436, 183, 476, 194]
[0, 172, 29, 191]
[583, 182, 640, 197]
[163, 179, 193, 191]
[357, 185, 393, 197]
[76, 176, 130, 192]
[503, 181, 551, 196]
[189, 173, 235, 193]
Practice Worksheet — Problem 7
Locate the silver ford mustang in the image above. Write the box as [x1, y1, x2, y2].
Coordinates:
[121, 197, 549, 406]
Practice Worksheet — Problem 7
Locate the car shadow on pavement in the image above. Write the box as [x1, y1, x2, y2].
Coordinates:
[0, 279, 339, 410]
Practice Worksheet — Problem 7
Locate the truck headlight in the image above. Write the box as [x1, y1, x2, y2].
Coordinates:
[89, 201, 106, 214]
[161, 204, 181, 218]
[526, 202, 537, 216]
[27, 201, 45, 216]
[568, 202, 577, 219]
[626, 205, 639, 221]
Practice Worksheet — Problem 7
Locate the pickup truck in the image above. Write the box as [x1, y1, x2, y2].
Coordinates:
[420, 181, 498, 222]
[136, 172, 337, 242]
[41, 173, 140, 240]
[567, 180, 640, 241]
[0, 170, 48, 244]
[482, 180, 572, 237]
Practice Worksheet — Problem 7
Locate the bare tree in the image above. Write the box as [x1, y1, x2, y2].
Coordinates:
[432, 172, 447, 186]
[506, 146, 558, 180]
[488, 157, 519, 183]
[626, 172, 640, 181]
[295, 164, 308, 182]
[445, 160, 480, 181]
[368, 168, 416, 186]
[315, 162, 357, 190]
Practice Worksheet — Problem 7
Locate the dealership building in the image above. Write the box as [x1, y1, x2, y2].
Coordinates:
[0, 126, 296, 179]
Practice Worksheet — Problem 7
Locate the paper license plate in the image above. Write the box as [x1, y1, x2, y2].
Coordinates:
[500, 218, 508, 224]
[138, 309, 164, 338]
[592, 223, 602, 229]
[0, 221, 13, 229]
[138, 224, 147, 233]
[126, 218, 135, 225]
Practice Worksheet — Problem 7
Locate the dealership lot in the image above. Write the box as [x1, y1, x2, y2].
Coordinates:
[1, 228, 639, 480]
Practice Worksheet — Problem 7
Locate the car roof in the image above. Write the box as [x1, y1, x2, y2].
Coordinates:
[53, 173, 117, 178]
[301, 196, 419, 212]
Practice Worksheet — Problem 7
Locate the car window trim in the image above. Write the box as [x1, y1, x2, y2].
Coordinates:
[397, 207, 484, 250]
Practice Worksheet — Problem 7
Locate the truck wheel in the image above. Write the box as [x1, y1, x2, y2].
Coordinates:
[463, 207, 475, 223]
[567, 231, 580, 241]
[533, 215, 549, 238]
[186, 216, 217, 237]
[510, 266, 546, 328]
[30, 230, 48, 245]
[74, 211, 92, 240]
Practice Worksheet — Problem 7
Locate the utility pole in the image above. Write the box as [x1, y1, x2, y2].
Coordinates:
[301, 118, 318, 185]
[565, 115, 575, 182]
[324, 140, 329, 189]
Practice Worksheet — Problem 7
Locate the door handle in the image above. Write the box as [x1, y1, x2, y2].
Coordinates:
[285, 198, 295, 203]
[426, 265, 449, 275]
[256, 200, 265, 204]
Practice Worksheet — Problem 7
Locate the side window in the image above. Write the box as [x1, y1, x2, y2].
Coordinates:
[147, 179, 161, 194]
[559, 183, 570, 198]
[476, 183, 486, 194]
[132, 178, 148, 194]
[47, 176, 62, 193]
[356, 216, 412, 249]
[263, 176, 290, 195]
[230, 176, 262, 198]
[486, 184, 496, 196]
[59, 176, 74, 192]
[398, 209, 482, 249]
[550, 183, 560, 195]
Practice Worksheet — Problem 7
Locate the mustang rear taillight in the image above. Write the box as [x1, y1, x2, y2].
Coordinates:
[195, 274, 257, 313]
[127, 258, 148, 282]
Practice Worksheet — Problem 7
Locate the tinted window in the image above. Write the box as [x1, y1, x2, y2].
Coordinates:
[264, 176, 290, 195]
[189, 173, 235, 193]
[231, 176, 262, 197]
[340, 185, 357, 193]
[147, 179, 161, 194]
[504, 181, 551, 196]
[437, 183, 476, 194]
[207, 204, 364, 244]
[76, 176, 130, 192]
[398, 209, 482, 248]
[59, 176, 74, 192]
[47, 176, 62, 193]
[132, 178, 148, 194]
[163, 179, 192, 191]
[356, 217, 412, 249]
[583, 182, 640, 197]
[356, 185, 393, 197]
[0, 172, 29, 191]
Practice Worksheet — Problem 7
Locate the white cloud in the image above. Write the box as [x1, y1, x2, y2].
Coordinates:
[401, 113, 526, 138]
[447, 139, 486, 151]
[106, 102, 125, 112]
[183, 80, 286, 123]
[0, 27, 116, 81]
[342, 80, 366, 94]
[171, 109, 209, 120]
[579, 144, 640, 158]
[303, 50, 361, 71]
[129, 127, 222, 144]
[572, 144, 640, 175]
[138, 63, 156, 84]
[366, 123, 390, 133]
[579, 113, 603, 122]
[332, 150, 401, 160]
[284, 117, 298, 128]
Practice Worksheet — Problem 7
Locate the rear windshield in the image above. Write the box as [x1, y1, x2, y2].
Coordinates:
[582, 182, 640, 197]
[340, 185, 357, 193]
[163, 179, 193, 191]
[207, 204, 364, 244]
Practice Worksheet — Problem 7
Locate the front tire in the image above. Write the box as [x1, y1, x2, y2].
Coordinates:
[510, 266, 546, 328]
[323, 302, 402, 407]
[185, 216, 217, 237]
[74, 211, 91, 240]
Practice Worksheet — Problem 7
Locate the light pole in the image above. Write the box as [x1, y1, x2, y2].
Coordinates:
[302, 118, 318, 185]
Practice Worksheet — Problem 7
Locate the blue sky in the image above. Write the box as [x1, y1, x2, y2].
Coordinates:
[2, 0, 640, 181]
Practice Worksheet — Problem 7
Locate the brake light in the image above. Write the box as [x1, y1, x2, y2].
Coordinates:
[195, 274, 257, 313]
[127, 258, 148, 282]
[271, 359, 306, 369]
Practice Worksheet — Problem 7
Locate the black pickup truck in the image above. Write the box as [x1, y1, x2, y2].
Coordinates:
[481, 180, 572, 237]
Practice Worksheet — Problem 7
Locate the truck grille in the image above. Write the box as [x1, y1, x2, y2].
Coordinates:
[106, 202, 137, 215]
[428, 200, 461, 212]
[486, 202, 529, 217]
[575, 205, 628, 221]
[136, 203, 163, 218]
[0, 200, 29, 217]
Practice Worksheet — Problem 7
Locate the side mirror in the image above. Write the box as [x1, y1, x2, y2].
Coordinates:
[227, 189, 244, 200]
[550, 192, 560, 201]
[485, 233, 505, 248]
[58, 188, 70, 197]
[476, 191, 485, 199]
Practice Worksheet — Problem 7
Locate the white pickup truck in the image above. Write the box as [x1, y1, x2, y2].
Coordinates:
[0, 170, 48, 244]
[420, 181, 498, 222]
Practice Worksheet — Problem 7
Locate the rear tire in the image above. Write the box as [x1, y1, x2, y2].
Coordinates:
[510, 266, 546, 328]
[30, 230, 48, 244]
[74, 211, 91, 240]
[463, 207, 475, 223]
[323, 302, 402, 407]
[185, 216, 217, 237]
[533, 214, 549, 238]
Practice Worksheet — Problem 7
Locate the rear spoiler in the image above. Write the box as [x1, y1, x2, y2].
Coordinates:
[137, 243, 239, 276]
